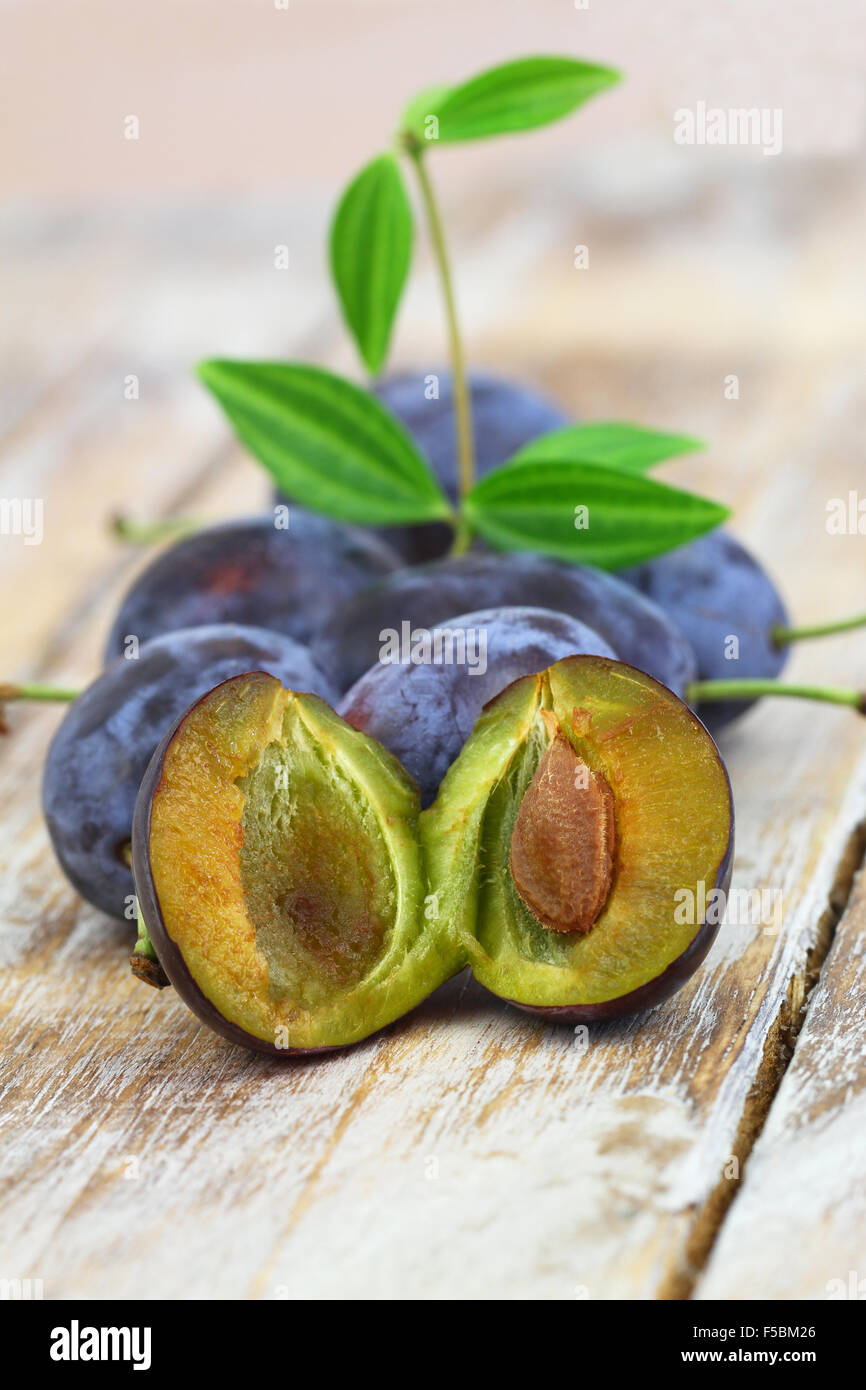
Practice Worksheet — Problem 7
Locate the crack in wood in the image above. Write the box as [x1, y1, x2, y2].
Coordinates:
[657, 817, 866, 1301]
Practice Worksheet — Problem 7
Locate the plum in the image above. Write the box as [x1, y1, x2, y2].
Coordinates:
[133, 673, 455, 1054]
[131, 656, 734, 1056]
[104, 513, 401, 663]
[422, 655, 734, 1020]
[339, 605, 617, 806]
[43, 625, 337, 921]
[621, 531, 789, 731]
[313, 550, 697, 699]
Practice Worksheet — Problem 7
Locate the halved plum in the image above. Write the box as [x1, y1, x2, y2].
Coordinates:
[421, 655, 734, 1020]
[132, 673, 455, 1054]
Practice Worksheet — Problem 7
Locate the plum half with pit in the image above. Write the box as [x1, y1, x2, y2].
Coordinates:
[105, 512, 401, 662]
[421, 655, 734, 1020]
[132, 673, 455, 1054]
[339, 605, 617, 807]
[313, 550, 697, 698]
[621, 530, 789, 732]
[43, 625, 337, 921]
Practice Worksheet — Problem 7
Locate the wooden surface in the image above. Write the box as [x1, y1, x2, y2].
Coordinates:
[2, 150, 865, 1300]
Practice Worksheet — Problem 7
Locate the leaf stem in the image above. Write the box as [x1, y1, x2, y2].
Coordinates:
[449, 514, 474, 556]
[687, 679, 866, 713]
[773, 612, 866, 646]
[407, 146, 476, 503]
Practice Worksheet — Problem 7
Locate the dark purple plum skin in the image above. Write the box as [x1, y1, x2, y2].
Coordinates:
[505, 704, 735, 1022]
[621, 531, 789, 732]
[313, 551, 697, 700]
[104, 512, 401, 664]
[43, 626, 337, 922]
[132, 678, 339, 1057]
[339, 606, 617, 808]
[275, 371, 570, 564]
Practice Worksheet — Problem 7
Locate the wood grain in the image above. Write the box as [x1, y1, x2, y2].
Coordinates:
[1, 155, 865, 1299]
[695, 860, 866, 1301]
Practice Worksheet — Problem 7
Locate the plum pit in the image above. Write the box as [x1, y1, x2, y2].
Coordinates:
[510, 717, 616, 935]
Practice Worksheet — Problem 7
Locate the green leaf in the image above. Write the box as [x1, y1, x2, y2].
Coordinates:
[330, 153, 413, 375]
[508, 422, 706, 473]
[401, 56, 620, 145]
[197, 360, 453, 526]
[463, 459, 729, 569]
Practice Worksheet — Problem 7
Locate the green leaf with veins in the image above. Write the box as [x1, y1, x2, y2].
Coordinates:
[401, 56, 620, 145]
[508, 422, 706, 473]
[197, 360, 452, 526]
[330, 153, 413, 375]
[463, 458, 729, 569]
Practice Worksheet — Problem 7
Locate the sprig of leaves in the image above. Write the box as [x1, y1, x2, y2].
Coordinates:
[330, 55, 620, 380]
[198, 359, 727, 566]
[199, 52, 731, 572]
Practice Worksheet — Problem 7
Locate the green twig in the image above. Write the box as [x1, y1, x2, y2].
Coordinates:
[407, 145, 477, 520]
[0, 683, 79, 704]
[688, 679, 866, 713]
[773, 612, 866, 647]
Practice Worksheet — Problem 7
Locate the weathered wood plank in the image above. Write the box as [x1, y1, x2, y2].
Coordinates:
[694, 859, 866, 1302]
[2, 165, 866, 1299]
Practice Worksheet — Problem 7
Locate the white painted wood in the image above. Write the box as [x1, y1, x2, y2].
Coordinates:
[695, 863, 866, 1301]
[2, 168, 865, 1300]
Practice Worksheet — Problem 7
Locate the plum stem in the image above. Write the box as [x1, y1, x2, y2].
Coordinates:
[0, 683, 79, 733]
[131, 914, 170, 990]
[773, 611, 866, 646]
[133, 914, 158, 960]
[0, 683, 79, 704]
[111, 513, 199, 545]
[407, 146, 477, 507]
[687, 679, 866, 713]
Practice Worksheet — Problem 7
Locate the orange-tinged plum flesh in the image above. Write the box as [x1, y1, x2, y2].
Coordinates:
[145, 674, 288, 1043]
[136, 673, 412, 1051]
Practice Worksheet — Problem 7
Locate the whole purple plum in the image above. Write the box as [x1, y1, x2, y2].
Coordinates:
[339, 605, 617, 806]
[105, 513, 400, 663]
[621, 530, 789, 731]
[313, 550, 696, 699]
